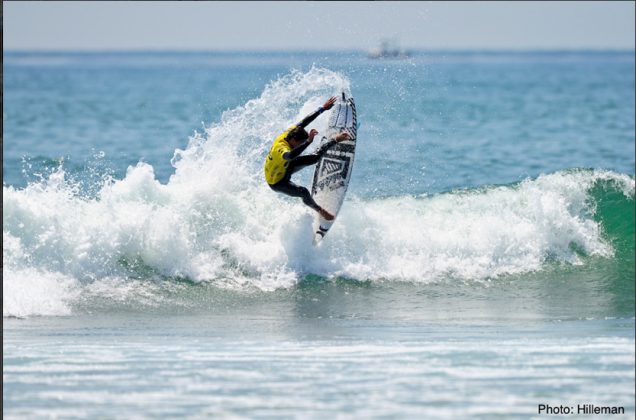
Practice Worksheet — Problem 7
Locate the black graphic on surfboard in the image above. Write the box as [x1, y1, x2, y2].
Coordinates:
[310, 93, 357, 243]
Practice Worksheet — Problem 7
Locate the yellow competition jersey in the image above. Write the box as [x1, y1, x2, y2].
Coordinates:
[264, 126, 296, 185]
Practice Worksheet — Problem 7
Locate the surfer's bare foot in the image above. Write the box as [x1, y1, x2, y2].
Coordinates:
[335, 132, 350, 142]
[318, 208, 335, 221]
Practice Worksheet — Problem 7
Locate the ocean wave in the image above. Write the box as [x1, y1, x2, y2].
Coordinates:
[3, 67, 634, 317]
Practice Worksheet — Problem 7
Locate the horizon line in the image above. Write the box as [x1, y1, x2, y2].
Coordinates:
[4, 47, 635, 54]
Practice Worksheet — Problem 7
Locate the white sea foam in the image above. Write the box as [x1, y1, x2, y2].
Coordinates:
[3, 68, 633, 317]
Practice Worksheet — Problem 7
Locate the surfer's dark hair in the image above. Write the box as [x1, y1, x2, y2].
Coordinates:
[288, 126, 309, 142]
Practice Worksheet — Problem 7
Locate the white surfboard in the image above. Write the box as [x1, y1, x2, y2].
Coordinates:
[310, 92, 358, 243]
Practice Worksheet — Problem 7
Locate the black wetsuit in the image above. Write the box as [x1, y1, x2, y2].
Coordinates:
[269, 139, 336, 211]
[268, 107, 336, 211]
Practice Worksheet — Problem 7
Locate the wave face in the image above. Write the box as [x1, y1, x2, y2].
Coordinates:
[3, 68, 635, 317]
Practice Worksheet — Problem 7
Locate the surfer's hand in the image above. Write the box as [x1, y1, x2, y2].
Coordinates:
[323, 96, 337, 110]
[335, 132, 350, 142]
[308, 129, 318, 143]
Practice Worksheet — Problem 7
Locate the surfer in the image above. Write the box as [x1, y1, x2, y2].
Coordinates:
[264, 96, 350, 221]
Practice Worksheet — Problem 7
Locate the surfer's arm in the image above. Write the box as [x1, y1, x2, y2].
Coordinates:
[318, 132, 350, 152]
[297, 96, 337, 128]
[315, 132, 350, 156]
[283, 130, 318, 160]
[297, 108, 325, 128]
[283, 140, 311, 160]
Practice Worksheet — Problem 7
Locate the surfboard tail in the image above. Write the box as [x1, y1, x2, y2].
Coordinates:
[312, 221, 332, 245]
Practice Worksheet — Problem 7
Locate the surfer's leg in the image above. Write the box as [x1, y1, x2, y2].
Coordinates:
[270, 180, 320, 210]
[287, 154, 320, 176]
[287, 140, 338, 176]
[270, 180, 334, 220]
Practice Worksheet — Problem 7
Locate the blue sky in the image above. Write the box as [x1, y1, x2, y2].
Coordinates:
[4, 1, 635, 51]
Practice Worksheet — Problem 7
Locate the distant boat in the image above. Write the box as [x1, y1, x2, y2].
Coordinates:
[368, 39, 411, 59]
